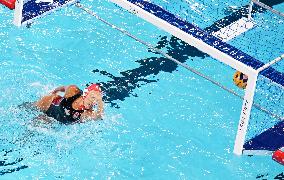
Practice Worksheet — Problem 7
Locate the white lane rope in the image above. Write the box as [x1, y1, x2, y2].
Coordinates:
[75, 2, 284, 121]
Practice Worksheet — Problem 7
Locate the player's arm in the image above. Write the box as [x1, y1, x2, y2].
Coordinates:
[52, 85, 81, 98]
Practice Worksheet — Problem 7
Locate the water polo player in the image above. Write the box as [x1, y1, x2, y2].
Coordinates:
[35, 84, 104, 124]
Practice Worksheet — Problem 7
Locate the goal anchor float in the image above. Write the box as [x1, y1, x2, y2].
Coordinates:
[0, 0, 15, 9]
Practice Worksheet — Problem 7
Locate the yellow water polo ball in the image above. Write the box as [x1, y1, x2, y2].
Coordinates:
[233, 71, 248, 89]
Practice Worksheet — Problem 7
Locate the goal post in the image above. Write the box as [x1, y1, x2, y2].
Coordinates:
[109, 0, 284, 156]
[234, 71, 259, 155]
[242, 54, 284, 155]
[234, 54, 284, 155]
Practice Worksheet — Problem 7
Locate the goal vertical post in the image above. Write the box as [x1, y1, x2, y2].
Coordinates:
[233, 70, 259, 155]
[13, 0, 23, 26]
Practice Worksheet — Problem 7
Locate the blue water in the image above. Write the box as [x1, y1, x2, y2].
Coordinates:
[0, 0, 284, 179]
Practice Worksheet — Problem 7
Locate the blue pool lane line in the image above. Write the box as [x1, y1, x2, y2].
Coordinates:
[22, 0, 76, 24]
[244, 120, 284, 152]
[126, 0, 284, 87]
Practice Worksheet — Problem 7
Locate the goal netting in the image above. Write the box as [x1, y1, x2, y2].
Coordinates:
[108, 0, 284, 155]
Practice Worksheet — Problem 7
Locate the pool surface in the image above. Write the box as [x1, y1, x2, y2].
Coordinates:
[0, 0, 284, 179]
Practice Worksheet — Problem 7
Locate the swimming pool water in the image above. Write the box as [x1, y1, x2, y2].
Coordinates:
[0, 0, 284, 179]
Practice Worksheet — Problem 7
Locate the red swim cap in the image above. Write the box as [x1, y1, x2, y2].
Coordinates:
[82, 84, 101, 98]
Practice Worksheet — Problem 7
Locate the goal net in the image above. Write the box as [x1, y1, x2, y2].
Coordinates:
[243, 56, 284, 155]
[108, 0, 284, 155]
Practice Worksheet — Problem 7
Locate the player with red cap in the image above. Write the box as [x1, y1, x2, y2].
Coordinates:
[34, 84, 104, 124]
